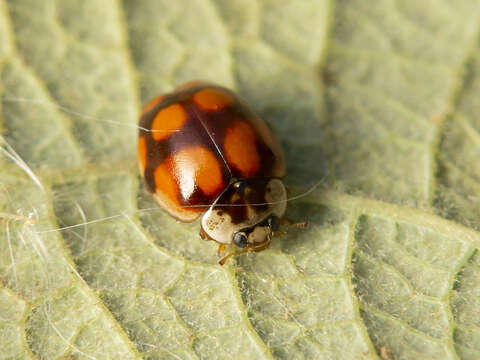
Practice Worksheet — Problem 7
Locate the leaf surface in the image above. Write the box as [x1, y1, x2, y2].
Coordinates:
[1, 1, 480, 359]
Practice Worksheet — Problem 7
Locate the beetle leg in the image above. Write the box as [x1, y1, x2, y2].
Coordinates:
[200, 227, 213, 241]
[218, 250, 243, 265]
[250, 236, 273, 253]
[217, 243, 227, 257]
[218, 237, 272, 265]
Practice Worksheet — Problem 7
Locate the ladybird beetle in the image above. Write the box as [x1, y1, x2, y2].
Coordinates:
[138, 81, 307, 264]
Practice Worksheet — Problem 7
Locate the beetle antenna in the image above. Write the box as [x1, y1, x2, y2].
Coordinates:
[272, 221, 309, 238]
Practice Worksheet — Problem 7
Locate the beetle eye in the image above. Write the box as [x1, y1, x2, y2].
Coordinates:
[269, 215, 280, 232]
[233, 232, 248, 248]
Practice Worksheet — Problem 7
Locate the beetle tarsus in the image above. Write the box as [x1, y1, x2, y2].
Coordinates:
[218, 237, 273, 265]
[217, 243, 227, 257]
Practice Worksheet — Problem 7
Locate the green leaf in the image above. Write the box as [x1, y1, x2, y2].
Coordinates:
[1, 0, 480, 359]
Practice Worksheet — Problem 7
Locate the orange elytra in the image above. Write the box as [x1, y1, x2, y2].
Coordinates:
[138, 81, 306, 264]
[151, 103, 187, 141]
[224, 121, 260, 177]
[193, 88, 234, 111]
